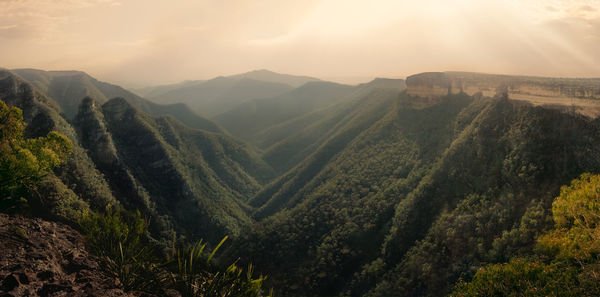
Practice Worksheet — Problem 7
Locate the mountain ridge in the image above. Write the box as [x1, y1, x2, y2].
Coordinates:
[1, 69, 275, 244]
[144, 70, 321, 117]
[4, 67, 600, 297]
[11, 68, 224, 133]
[232, 92, 600, 296]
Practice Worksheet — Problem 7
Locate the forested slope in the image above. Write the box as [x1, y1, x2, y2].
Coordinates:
[4, 66, 600, 296]
[233, 92, 600, 296]
[0, 68, 117, 218]
[256, 78, 406, 174]
[1, 68, 274, 244]
[12, 68, 223, 133]
[213, 81, 355, 142]
[75, 97, 274, 242]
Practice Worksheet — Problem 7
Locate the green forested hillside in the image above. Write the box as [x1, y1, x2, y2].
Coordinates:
[77, 96, 273, 241]
[12, 68, 223, 133]
[232, 93, 600, 296]
[452, 173, 600, 296]
[1, 68, 275, 244]
[367, 97, 600, 297]
[256, 78, 406, 174]
[0, 69, 118, 217]
[0, 102, 273, 296]
[4, 66, 600, 297]
[0, 99, 73, 214]
[248, 88, 402, 214]
[213, 81, 354, 142]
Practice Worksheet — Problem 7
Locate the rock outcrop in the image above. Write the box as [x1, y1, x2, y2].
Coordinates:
[406, 72, 600, 117]
[74, 97, 152, 214]
[0, 214, 133, 297]
[74, 97, 120, 168]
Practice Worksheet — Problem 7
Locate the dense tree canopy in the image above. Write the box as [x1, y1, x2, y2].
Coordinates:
[4, 68, 600, 296]
[0, 99, 72, 212]
[452, 173, 600, 296]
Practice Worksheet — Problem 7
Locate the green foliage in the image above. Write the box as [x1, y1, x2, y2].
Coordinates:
[171, 237, 228, 296]
[1, 70, 116, 220]
[169, 236, 272, 297]
[540, 173, 600, 260]
[95, 97, 271, 244]
[78, 205, 165, 292]
[451, 259, 580, 297]
[10, 69, 600, 297]
[213, 81, 354, 144]
[239, 96, 600, 297]
[452, 173, 600, 296]
[239, 94, 475, 296]
[36, 175, 89, 221]
[78, 205, 147, 260]
[200, 263, 272, 297]
[0, 100, 72, 213]
[80, 207, 272, 296]
[537, 173, 600, 293]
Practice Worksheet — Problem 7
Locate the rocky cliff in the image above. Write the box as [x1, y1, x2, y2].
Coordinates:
[0, 214, 133, 297]
[406, 72, 600, 117]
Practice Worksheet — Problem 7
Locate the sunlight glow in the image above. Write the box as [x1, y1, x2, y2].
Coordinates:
[0, 0, 598, 86]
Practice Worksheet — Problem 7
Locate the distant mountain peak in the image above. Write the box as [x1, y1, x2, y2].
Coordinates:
[246, 69, 275, 74]
[13, 68, 89, 77]
[232, 69, 320, 88]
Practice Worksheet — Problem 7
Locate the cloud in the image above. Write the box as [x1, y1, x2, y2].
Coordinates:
[0, 24, 17, 30]
[1, 0, 599, 87]
[0, 0, 121, 40]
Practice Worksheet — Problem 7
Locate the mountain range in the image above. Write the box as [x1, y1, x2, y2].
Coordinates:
[12, 68, 223, 133]
[2, 67, 600, 296]
[143, 69, 320, 116]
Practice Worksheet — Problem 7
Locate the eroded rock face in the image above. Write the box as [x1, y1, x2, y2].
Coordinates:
[405, 72, 451, 98]
[406, 72, 600, 117]
[0, 214, 133, 297]
[74, 97, 120, 167]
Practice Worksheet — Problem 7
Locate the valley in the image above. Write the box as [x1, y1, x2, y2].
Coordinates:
[1, 68, 600, 296]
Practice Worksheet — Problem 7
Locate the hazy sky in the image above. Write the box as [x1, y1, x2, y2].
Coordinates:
[1, 0, 599, 87]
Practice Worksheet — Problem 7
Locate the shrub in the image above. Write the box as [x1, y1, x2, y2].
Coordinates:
[0, 100, 72, 213]
[169, 236, 272, 297]
[78, 205, 165, 292]
[79, 206, 272, 296]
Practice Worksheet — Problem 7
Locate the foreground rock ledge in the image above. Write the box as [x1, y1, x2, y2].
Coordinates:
[0, 213, 133, 297]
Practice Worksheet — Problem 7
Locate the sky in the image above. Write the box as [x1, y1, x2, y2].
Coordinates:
[1, 0, 599, 87]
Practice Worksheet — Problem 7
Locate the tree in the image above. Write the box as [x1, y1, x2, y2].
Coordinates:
[452, 173, 600, 296]
[539, 173, 600, 261]
[537, 173, 600, 293]
[0, 100, 72, 212]
[451, 258, 580, 297]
